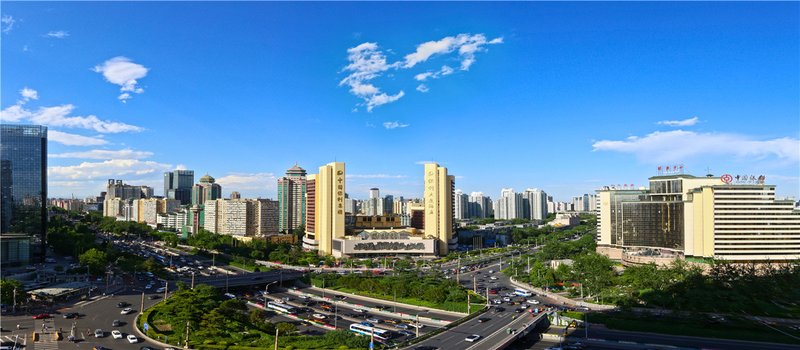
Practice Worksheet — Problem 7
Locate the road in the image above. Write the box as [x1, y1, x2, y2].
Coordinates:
[407, 259, 552, 350]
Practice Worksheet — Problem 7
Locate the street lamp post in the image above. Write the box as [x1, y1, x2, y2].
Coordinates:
[13, 287, 17, 313]
[191, 272, 195, 289]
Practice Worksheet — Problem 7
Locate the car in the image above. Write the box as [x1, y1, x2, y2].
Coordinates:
[477, 317, 491, 323]
[117, 301, 130, 308]
[465, 334, 481, 342]
[488, 270, 494, 273]
[311, 313, 327, 320]
[334, 295, 347, 300]
[63, 312, 79, 319]
[140, 347, 159, 350]
[366, 317, 381, 323]
[120, 307, 133, 315]
[127, 334, 138, 343]
[94, 329, 104, 338]
[148, 295, 160, 300]
[111, 330, 123, 339]
[494, 307, 506, 312]
[93, 346, 111, 350]
[489, 276, 498, 280]
[156, 287, 167, 293]
[514, 308, 524, 313]
[394, 323, 408, 330]
[527, 299, 541, 305]
[111, 319, 122, 327]
[298, 295, 310, 300]
[359, 321, 374, 327]
[502, 297, 511, 302]
[352, 308, 367, 313]
[383, 319, 400, 324]
[409, 323, 425, 329]
[33, 314, 50, 319]
[413, 346, 438, 350]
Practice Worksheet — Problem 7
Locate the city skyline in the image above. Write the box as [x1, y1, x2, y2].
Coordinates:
[2, 2, 798, 201]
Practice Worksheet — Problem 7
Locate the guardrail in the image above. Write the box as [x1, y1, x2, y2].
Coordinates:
[508, 277, 616, 311]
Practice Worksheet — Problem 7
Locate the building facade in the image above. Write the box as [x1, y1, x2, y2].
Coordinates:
[302, 162, 346, 255]
[0, 124, 47, 263]
[277, 164, 307, 233]
[191, 174, 222, 206]
[454, 189, 468, 220]
[203, 198, 279, 236]
[597, 174, 800, 263]
[522, 188, 548, 221]
[423, 163, 455, 255]
[164, 170, 194, 205]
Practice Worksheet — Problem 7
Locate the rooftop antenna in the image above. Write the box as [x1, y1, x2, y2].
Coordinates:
[705, 167, 713, 177]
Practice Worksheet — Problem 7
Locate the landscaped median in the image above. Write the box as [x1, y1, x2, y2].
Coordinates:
[309, 272, 485, 314]
[134, 284, 371, 350]
[285, 288, 453, 327]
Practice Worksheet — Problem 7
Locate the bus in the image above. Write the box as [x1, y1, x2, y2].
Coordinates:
[513, 288, 533, 297]
[267, 301, 297, 315]
[348, 323, 391, 341]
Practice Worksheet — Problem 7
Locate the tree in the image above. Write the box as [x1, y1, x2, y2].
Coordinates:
[0, 279, 25, 305]
[79, 248, 108, 275]
[276, 322, 296, 335]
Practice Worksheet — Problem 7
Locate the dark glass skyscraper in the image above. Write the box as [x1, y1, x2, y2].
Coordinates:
[1, 124, 47, 263]
[164, 169, 194, 205]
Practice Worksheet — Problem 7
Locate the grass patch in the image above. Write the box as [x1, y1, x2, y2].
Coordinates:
[324, 285, 482, 314]
[590, 311, 800, 345]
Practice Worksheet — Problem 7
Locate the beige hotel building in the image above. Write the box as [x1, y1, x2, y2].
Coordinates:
[303, 161, 455, 257]
[597, 174, 800, 263]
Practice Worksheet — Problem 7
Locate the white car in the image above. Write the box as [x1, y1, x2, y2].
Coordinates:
[352, 308, 367, 313]
[120, 307, 133, 315]
[111, 330, 123, 339]
[465, 334, 481, 342]
[502, 297, 511, 302]
[527, 299, 541, 305]
[127, 334, 138, 343]
[489, 276, 498, 280]
[311, 313, 327, 319]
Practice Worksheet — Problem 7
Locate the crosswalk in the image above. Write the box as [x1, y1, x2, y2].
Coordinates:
[34, 319, 59, 350]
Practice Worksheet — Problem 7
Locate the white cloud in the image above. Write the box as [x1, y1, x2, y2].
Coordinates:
[48, 130, 108, 146]
[93, 57, 149, 102]
[44, 30, 69, 38]
[349, 174, 408, 179]
[658, 116, 699, 127]
[341, 33, 501, 111]
[592, 130, 800, 163]
[216, 173, 277, 198]
[1, 89, 143, 133]
[402, 34, 502, 70]
[19, 87, 38, 103]
[1, 15, 15, 34]
[175, 164, 187, 170]
[49, 149, 153, 160]
[49, 159, 172, 180]
[339, 42, 405, 112]
[416, 84, 429, 93]
[383, 121, 409, 129]
[415, 160, 437, 165]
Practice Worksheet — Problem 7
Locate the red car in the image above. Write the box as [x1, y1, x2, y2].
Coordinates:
[33, 313, 51, 319]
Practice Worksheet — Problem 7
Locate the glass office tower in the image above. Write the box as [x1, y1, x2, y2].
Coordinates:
[1, 124, 48, 264]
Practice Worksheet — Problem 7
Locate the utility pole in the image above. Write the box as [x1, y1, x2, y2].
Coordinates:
[164, 281, 169, 300]
[415, 314, 420, 338]
[473, 276, 476, 293]
[334, 301, 338, 329]
[467, 292, 471, 314]
[274, 327, 279, 350]
[226, 270, 229, 293]
[485, 287, 490, 308]
[527, 256, 531, 273]
[191, 272, 195, 289]
[184, 321, 190, 349]
[140, 291, 145, 314]
[13, 287, 16, 313]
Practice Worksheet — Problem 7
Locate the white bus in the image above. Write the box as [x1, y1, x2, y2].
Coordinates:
[513, 288, 533, 297]
[349, 323, 391, 341]
[267, 301, 297, 314]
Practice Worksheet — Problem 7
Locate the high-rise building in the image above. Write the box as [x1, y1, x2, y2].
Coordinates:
[468, 192, 492, 218]
[454, 189, 468, 220]
[423, 163, 455, 255]
[277, 164, 307, 233]
[203, 198, 279, 236]
[522, 188, 548, 221]
[365, 188, 382, 216]
[191, 174, 222, 205]
[597, 173, 800, 262]
[105, 179, 152, 201]
[383, 195, 394, 215]
[302, 162, 346, 255]
[495, 188, 524, 220]
[230, 191, 241, 199]
[164, 170, 194, 205]
[1, 124, 47, 264]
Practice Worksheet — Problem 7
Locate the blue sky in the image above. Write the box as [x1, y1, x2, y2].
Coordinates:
[2, 2, 798, 201]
